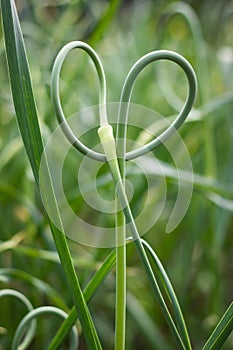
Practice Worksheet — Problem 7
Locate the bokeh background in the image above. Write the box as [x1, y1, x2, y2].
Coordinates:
[0, 0, 232, 348]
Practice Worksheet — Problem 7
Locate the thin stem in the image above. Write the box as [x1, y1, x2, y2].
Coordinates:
[115, 57, 127, 349]
[98, 125, 186, 350]
[115, 211, 126, 350]
[98, 125, 126, 350]
[107, 157, 187, 350]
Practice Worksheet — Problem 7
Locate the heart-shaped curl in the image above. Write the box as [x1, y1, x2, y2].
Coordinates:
[51, 42, 197, 162]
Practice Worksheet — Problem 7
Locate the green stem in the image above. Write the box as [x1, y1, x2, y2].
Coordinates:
[115, 73, 127, 350]
[98, 125, 126, 350]
[115, 211, 126, 350]
[108, 158, 186, 349]
[98, 125, 186, 350]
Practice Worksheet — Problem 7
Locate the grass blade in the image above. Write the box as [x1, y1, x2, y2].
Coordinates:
[202, 303, 233, 350]
[83, 249, 116, 302]
[89, 0, 122, 43]
[206, 193, 233, 212]
[1, 0, 43, 185]
[1, 1, 101, 348]
[141, 239, 192, 350]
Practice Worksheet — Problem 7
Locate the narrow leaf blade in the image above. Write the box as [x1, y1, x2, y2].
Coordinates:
[202, 303, 233, 350]
[141, 239, 192, 350]
[1, 0, 43, 184]
[1, 1, 102, 348]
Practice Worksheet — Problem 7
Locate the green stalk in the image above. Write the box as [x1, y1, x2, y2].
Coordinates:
[98, 125, 187, 350]
[115, 211, 126, 350]
[97, 121, 126, 350]
[100, 126, 127, 350]
[109, 158, 186, 349]
[115, 89, 127, 350]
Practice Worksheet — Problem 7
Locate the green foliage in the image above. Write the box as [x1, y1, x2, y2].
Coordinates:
[0, 0, 232, 349]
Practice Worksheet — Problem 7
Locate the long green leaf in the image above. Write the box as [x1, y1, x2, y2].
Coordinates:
[202, 303, 233, 350]
[141, 239, 192, 350]
[1, 0, 43, 185]
[0, 1, 101, 348]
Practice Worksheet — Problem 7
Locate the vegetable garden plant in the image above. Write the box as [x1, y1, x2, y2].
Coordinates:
[0, 0, 232, 349]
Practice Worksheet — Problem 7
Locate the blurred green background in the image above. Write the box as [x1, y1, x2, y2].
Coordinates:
[0, 0, 232, 349]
